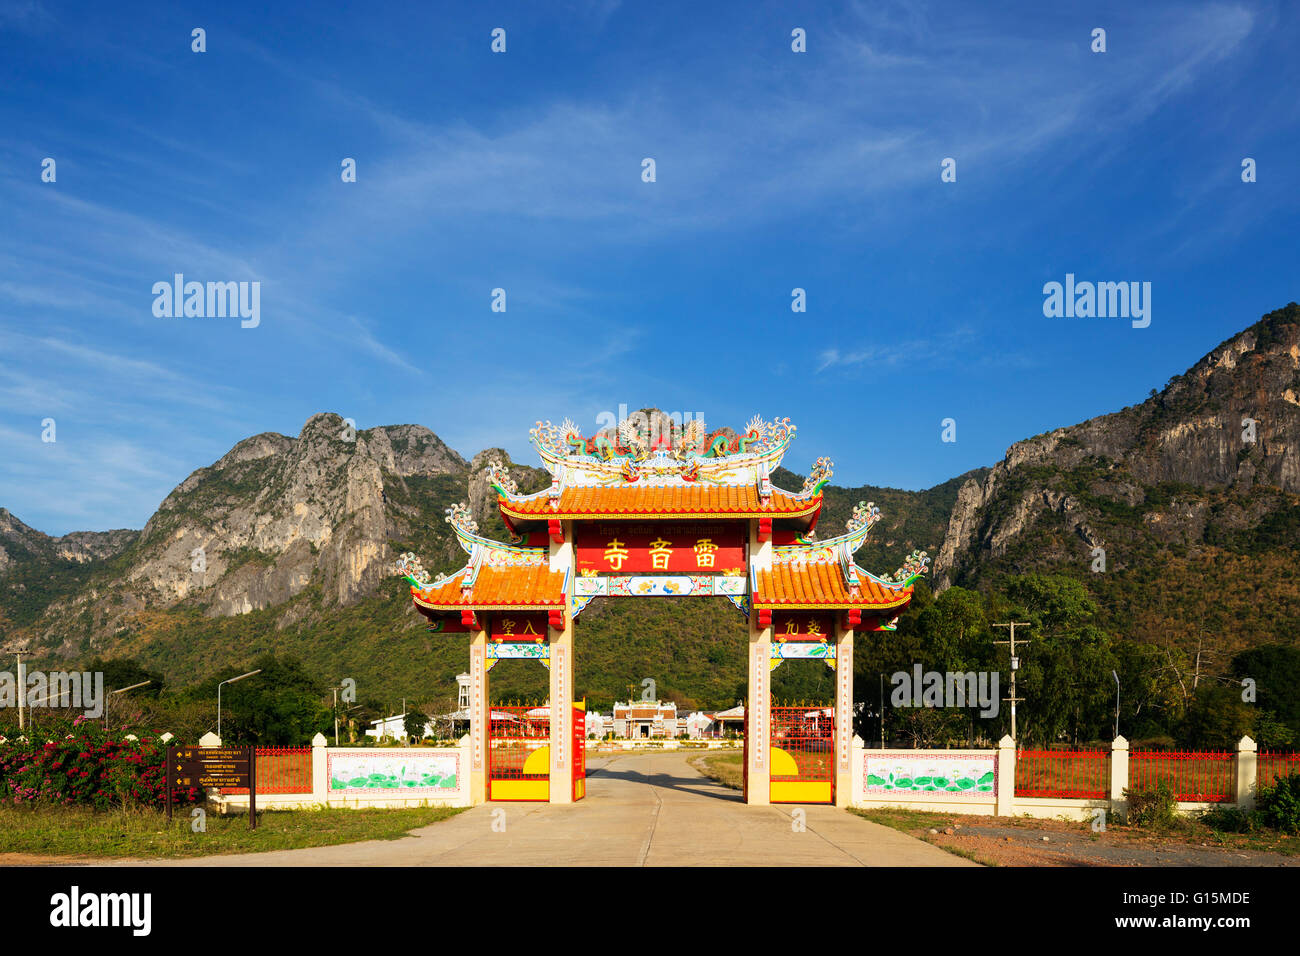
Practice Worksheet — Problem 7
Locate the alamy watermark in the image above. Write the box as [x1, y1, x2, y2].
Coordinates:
[594, 405, 706, 451]
[0, 670, 104, 718]
[152, 274, 260, 328]
[1042, 273, 1151, 328]
[890, 666, 999, 718]
[50, 886, 151, 936]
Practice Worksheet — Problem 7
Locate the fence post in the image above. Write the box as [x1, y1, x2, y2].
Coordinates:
[312, 732, 329, 806]
[459, 734, 474, 805]
[850, 735, 864, 807]
[1236, 735, 1257, 810]
[996, 735, 1015, 816]
[1109, 735, 1129, 824]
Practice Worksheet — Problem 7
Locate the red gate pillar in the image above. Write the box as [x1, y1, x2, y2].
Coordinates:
[835, 619, 854, 808]
[746, 519, 771, 805]
[548, 520, 575, 803]
[469, 622, 489, 805]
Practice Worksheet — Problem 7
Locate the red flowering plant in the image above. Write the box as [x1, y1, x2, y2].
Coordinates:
[0, 715, 202, 811]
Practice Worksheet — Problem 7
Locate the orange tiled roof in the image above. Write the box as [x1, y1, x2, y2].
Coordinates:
[412, 564, 565, 610]
[753, 562, 913, 610]
[499, 485, 819, 521]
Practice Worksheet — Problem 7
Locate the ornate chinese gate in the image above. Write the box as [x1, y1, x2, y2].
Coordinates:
[770, 704, 835, 804]
[394, 412, 928, 806]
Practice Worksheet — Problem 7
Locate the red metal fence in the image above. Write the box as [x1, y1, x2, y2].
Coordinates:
[1129, 751, 1234, 802]
[489, 704, 550, 781]
[1014, 749, 1108, 798]
[770, 705, 834, 784]
[1258, 751, 1300, 789]
[222, 746, 313, 795]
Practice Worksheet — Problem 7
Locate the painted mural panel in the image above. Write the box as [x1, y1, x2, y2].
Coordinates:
[863, 752, 996, 798]
[328, 750, 460, 793]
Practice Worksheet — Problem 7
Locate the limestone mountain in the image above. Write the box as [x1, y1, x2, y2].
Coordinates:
[0, 508, 136, 572]
[0, 414, 492, 654]
[936, 302, 1300, 651]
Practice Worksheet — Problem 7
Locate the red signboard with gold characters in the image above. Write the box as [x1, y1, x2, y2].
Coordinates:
[489, 612, 547, 641]
[771, 612, 834, 640]
[575, 521, 746, 575]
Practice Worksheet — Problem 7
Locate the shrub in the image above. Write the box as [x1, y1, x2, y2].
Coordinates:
[1255, 772, 1300, 834]
[0, 718, 202, 811]
[1200, 804, 1253, 834]
[1125, 778, 1178, 830]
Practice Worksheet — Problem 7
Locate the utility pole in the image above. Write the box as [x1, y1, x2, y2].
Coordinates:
[993, 622, 1032, 741]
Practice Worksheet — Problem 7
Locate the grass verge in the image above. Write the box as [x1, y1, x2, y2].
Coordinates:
[0, 803, 466, 859]
[688, 751, 744, 790]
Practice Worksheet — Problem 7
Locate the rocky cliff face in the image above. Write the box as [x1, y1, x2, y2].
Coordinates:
[0, 508, 137, 574]
[135, 413, 468, 614]
[936, 303, 1300, 589]
[0, 415, 472, 654]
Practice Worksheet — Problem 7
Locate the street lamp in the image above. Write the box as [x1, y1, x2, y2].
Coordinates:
[23, 687, 66, 736]
[1112, 670, 1120, 740]
[105, 680, 152, 731]
[879, 674, 886, 750]
[217, 669, 262, 740]
[330, 685, 344, 746]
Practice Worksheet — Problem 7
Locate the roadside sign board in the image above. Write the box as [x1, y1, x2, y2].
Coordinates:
[166, 744, 257, 828]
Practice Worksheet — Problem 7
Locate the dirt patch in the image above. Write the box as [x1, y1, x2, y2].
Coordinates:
[918, 816, 1300, 867]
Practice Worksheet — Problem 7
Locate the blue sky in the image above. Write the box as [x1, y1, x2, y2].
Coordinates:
[1, 0, 1297, 535]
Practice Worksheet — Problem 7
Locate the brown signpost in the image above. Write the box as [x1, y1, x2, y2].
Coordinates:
[166, 744, 257, 828]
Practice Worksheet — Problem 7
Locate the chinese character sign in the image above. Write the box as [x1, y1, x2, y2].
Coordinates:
[576, 522, 745, 575]
[490, 612, 547, 640]
[772, 612, 834, 639]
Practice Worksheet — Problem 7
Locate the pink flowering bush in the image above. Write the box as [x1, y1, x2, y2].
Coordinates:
[0, 717, 202, 811]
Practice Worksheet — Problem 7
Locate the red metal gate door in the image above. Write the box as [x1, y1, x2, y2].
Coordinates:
[770, 705, 834, 803]
[572, 703, 586, 801]
[489, 704, 550, 801]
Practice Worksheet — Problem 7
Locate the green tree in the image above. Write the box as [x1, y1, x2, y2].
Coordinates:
[1230, 644, 1300, 742]
[404, 709, 428, 742]
[84, 657, 165, 698]
[195, 654, 331, 745]
[1179, 684, 1254, 748]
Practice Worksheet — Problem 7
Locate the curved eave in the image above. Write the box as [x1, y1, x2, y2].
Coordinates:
[409, 564, 566, 611]
[750, 592, 913, 612]
[752, 562, 914, 611]
[412, 592, 562, 613]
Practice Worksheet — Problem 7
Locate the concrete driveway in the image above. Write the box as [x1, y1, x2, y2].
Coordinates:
[148, 750, 973, 867]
